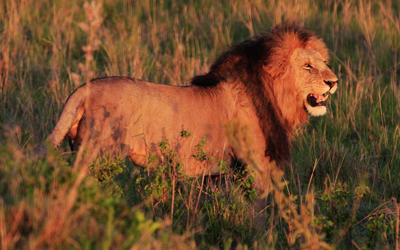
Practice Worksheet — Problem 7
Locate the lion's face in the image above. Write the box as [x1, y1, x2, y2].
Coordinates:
[291, 48, 338, 116]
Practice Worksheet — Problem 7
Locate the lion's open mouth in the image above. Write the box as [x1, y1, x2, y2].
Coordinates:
[307, 92, 329, 107]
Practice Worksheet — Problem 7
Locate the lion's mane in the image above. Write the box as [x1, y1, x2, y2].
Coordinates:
[191, 24, 328, 165]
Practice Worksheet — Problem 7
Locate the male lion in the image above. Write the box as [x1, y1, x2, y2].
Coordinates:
[39, 24, 337, 219]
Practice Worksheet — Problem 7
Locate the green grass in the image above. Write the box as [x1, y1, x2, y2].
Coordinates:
[0, 0, 399, 249]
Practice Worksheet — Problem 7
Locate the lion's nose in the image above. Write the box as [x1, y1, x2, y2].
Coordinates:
[324, 80, 337, 89]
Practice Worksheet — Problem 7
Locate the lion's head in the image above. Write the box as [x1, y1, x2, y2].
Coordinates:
[291, 47, 338, 116]
[265, 26, 338, 121]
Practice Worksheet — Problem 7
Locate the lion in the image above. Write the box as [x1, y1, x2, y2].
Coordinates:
[38, 24, 337, 219]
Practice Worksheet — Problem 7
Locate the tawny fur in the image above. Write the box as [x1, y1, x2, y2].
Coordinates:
[41, 24, 338, 199]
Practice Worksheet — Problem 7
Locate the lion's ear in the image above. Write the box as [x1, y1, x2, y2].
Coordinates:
[307, 38, 330, 61]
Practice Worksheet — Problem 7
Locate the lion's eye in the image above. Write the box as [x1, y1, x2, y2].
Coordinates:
[304, 64, 313, 69]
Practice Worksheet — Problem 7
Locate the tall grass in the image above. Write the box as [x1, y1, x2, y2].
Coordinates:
[0, 0, 399, 248]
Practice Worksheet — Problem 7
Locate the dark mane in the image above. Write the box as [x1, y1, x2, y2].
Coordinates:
[191, 24, 315, 165]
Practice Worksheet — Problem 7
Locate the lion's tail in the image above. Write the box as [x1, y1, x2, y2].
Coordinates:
[33, 86, 87, 157]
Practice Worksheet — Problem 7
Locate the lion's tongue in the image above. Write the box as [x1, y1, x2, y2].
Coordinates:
[312, 94, 328, 103]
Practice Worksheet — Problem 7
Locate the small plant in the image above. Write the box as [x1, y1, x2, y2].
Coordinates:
[365, 212, 395, 248]
[180, 129, 192, 138]
[313, 180, 371, 246]
[90, 155, 127, 197]
[242, 174, 257, 201]
[192, 138, 212, 162]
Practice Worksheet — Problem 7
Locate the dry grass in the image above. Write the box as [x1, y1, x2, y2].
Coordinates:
[0, 0, 399, 249]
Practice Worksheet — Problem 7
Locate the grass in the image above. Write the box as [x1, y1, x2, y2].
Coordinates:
[0, 0, 399, 249]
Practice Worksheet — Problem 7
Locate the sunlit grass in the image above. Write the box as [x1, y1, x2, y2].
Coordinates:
[0, 0, 399, 248]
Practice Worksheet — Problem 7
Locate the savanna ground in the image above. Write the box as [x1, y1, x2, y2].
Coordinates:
[0, 0, 399, 249]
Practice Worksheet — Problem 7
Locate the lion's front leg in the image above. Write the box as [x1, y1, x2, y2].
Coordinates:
[251, 173, 270, 231]
[248, 156, 280, 231]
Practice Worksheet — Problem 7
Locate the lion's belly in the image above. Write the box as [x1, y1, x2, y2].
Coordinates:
[125, 113, 232, 177]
